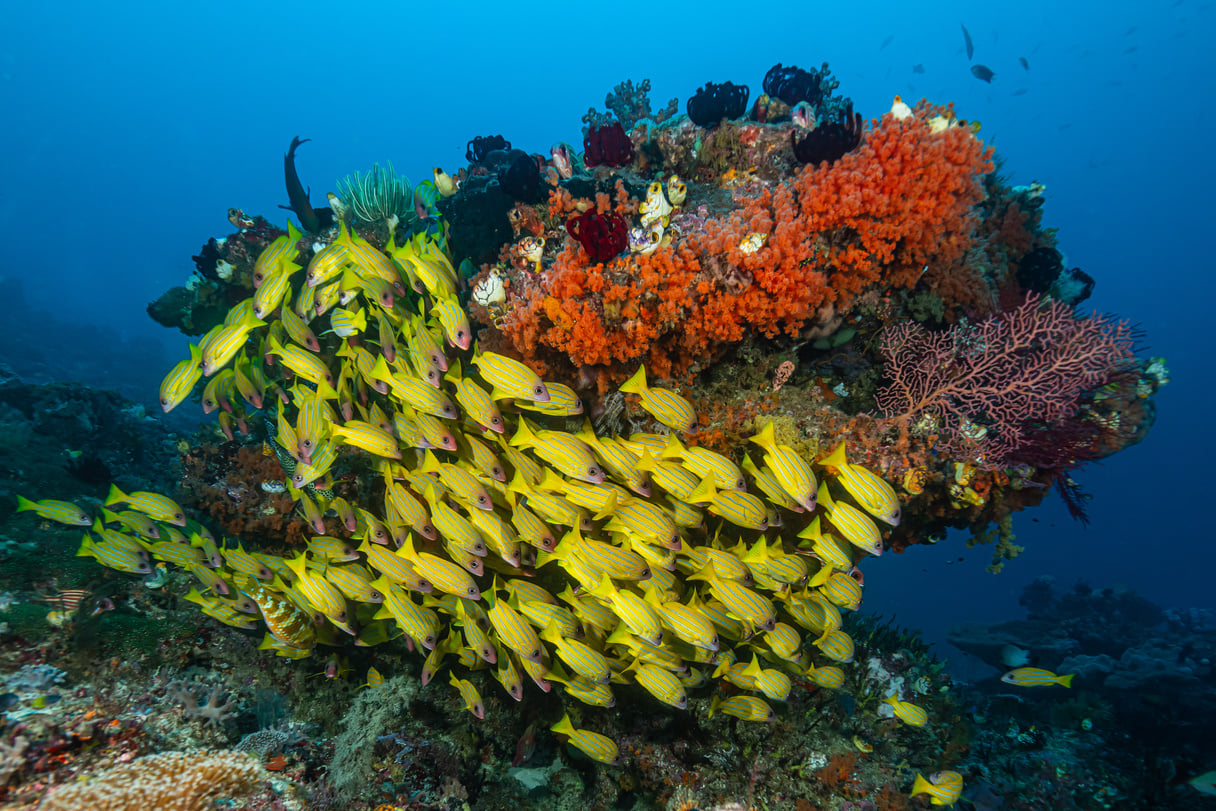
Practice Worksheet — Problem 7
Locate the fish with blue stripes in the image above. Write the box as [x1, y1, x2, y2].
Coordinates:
[619, 364, 696, 432]
[551, 713, 619, 763]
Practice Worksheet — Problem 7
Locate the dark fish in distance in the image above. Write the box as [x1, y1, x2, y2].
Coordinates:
[881, 34, 894, 49]
[1019, 56, 1030, 70]
[281, 136, 321, 234]
[1011, 88, 1028, 96]
[961, 24, 974, 60]
[912, 63, 925, 74]
[971, 64, 995, 82]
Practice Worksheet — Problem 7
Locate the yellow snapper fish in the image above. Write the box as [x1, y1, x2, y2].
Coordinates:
[618, 364, 696, 432]
[447, 361, 506, 434]
[816, 481, 883, 557]
[252, 221, 303, 286]
[796, 516, 854, 570]
[820, 441, 901, 525]
[514, 381, 583, 416]
[540, 620, 611, 684]
[471, 349, 550, 402]
[661, 433, 745, 490]
[511, 419, 605, 484]
[807, 664, 846, 689]
[551, 713, 619, 764]
[159, 343, 203, 412]
[748, 421, 815, 512]
[16, 496, 92, 526]
[688, 565, 776, 632]
[448, 671, 486, 719]
[200, 306, 266, 376]
[911, 770, 964, 806]
[329, 306, 367, 338]
[686, 478, 768, 531]
[709, 695, 775, 722]
[432, 294, 472, 350]
[1001, 667, 1074, 688]
[105, 484, 186, 526]
[628, 659, 688, 709]
[883, 695, 928, 727]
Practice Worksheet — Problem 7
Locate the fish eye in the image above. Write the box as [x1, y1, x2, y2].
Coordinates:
[533, 385, 545, 396]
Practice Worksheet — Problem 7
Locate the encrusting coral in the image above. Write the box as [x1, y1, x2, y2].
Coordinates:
[38, 749, 266, 811]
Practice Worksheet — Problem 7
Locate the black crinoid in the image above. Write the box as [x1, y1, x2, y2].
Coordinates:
[466, 134, 511, 164]
[686, 81, 750, 127]
[791, 103, 864, 166]
[497, 149, 543, 203]
[763, 62, 839, 108]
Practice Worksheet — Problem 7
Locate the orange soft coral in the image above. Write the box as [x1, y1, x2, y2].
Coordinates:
[500, 103, 994, 383]
[722, 102, 994, 311]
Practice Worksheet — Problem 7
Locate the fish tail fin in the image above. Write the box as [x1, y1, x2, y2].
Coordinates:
[821, 441, 848, 470]
[588, 575, 615, 601]
[14, 495, 35, 512]
[816, 481, 833, 510]
[575, 419, 599, 447]
[660, 432, 685, 460]
[708, 695, 722, 718]
[1057, 673, 1074, 688]
[619, 365, 648, 395]
[105, 483, 126, 506]
[76, 534, 95, 557]
[749, 420, 776, 450]
[510, 418, 537, 449]
[539, 621, 562, 646]
[550, 712, 575, 736]
[910, 773, 931, 797]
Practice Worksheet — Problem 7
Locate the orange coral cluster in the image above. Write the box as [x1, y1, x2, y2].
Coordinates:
[501, 104, 994, 383]
[177, 443, 309, 546]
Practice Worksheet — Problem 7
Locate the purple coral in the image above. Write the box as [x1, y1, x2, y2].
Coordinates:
[583, 122, 635, 167]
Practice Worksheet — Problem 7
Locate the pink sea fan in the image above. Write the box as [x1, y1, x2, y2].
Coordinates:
[876, 293, 1136, 466]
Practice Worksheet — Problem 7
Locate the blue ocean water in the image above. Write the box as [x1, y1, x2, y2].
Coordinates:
[0, 0, 1209, 670]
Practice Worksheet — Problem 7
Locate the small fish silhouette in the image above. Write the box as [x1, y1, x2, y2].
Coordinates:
[971, 64, 995, 83]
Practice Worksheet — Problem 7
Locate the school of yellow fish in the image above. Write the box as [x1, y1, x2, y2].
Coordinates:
[29, 217, 949, 776]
